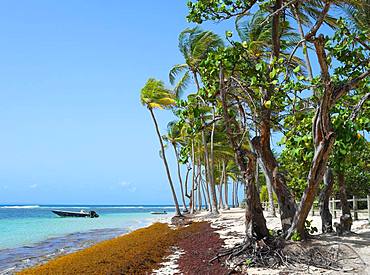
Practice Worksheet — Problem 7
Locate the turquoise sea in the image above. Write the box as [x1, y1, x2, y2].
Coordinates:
[0, 205, 174, 273]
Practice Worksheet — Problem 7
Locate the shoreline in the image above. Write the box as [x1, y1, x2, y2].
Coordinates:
[16, 208, 370, 274]
[0, 214, 172, 274]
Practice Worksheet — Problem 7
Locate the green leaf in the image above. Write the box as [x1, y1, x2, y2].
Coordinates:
[293, 65, 301, 73]
[255, 63, 263, 71]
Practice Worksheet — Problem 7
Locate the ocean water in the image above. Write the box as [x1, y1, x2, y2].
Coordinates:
[0, 205, 174, 273]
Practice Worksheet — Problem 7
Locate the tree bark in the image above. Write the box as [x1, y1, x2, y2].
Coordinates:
[197, 157, 202, 211]
[232, 181, 235, 208]
[219, 70, 268, 239]
[223, 160, 230, 210]
[173, 144, 188, 212]
[149, 108, 181, 216]
[202, 128, 218, 214]
[252, 136, 297, 232]
[209, 109, 219, 214]
[259, 159, 276, 217]
[319, 166, 334, 233]
[218, 162, 225, 209]
[201, 180, 209, 210]
[337, 170, 352, 232]
[286, 36, 336, 239]
[244, 153, 269, 240]
[292, 4, 314, 82]
[190, 141, 196, 214]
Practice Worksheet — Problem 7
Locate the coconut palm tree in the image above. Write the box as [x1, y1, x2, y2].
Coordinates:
[164, 121, 188, 212]
[140, 78, 182, 216]
[169, 26, 224, 93]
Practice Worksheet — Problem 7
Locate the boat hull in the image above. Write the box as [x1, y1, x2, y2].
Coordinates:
[52, 210, 98, 218]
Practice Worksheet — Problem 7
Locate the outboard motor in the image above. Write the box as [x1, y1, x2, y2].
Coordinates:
[89, 211, 99, 218]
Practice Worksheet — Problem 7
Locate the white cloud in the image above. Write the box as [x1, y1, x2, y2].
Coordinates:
[118, 181, 136, 192]
[29, 184, 38, 189]
[118, 181, 130, 187]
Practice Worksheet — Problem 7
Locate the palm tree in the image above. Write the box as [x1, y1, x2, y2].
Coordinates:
[169, 26, 224, 92]
[140, 78, 182, 216]
[164, 121, 188, 212]
[169, 28, 224, 215]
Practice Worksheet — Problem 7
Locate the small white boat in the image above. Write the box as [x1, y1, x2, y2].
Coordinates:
[150, 211, 167, 215]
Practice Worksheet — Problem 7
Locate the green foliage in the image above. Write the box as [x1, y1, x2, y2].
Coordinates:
[140, 79, 176, 109]
[291, 230, 302, 241]
[259, 185, 277, 203]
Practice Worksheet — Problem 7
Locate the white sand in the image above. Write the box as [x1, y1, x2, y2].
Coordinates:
[152, 247, 185, 275]
[152, 208, 370, 274]
[195, 208, 370, 274]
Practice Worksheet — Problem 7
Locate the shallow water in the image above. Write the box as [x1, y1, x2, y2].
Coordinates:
[0, 205, 173, 273]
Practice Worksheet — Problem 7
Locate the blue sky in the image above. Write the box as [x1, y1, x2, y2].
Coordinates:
[0, 1, 342, 205]
[0, 0, 238, 205]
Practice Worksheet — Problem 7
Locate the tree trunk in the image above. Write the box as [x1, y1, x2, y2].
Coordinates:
[235, 182, 239, 207]
[190, 141, 196, 214]
[219, 71, 268, 239]
[218, 162, 225, 209]
[149, 108, 181, 216]
[201, 180, 208, 210]
[259, 159, 276, 217]
[202, 139, 213, 212]
[337, 170, 352, 232]
[252, 136, 297, 233]
[286, 36, 336, 239]
[197, 157, 202, 211]
[319, 166, 334, 233]
[173, 144, 188, 212]
[232, 181, 235, 208]
[223, 160, 230, 210]
[292, 5, 314, 82]
[184, 165, 191, 200]
[202, 128, 218, 214]
[244, 153, 269, 240]
[209, 109, 219, 214]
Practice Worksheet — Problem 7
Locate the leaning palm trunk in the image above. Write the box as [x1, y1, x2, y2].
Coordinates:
[202, 147, 212, 212]
[149, 108, 181, 216]
[197, 157, 202, 210]
[218, 162, 225, 209]
[202, 127, 218, 214]
[223, 161, 229, 210]
[292, 5, 314, 82]
[218, 185, 224, 209]
[173, 144, 188, 212]
[190, 141, 196, 214]
[232, 181, 235, 208]
[209, 109, 219, 214]
[235, 182, 239, 207]
[201, 180, 209, 210]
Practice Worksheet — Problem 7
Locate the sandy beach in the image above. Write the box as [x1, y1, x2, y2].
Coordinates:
[153, 208, 370, 275]
[19, 207, 370, 274]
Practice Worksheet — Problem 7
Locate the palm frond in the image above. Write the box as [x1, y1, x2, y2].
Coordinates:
[169, 63, 188, 85]
[174, 71, 191, 97]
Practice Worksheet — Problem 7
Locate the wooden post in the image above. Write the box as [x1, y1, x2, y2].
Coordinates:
[353, 196, 358, 220]
[367, 195, 370, 223]
[331, 198, 336, 219]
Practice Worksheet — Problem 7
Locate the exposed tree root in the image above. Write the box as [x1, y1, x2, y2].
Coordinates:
[210, 236, 363, 274]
